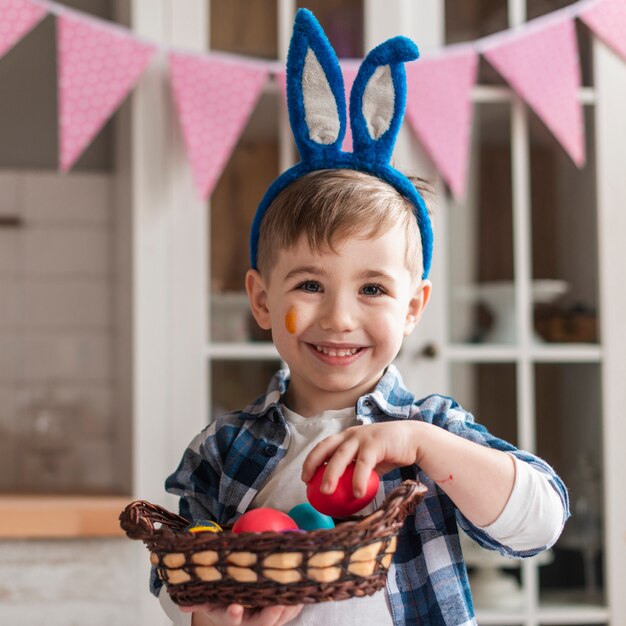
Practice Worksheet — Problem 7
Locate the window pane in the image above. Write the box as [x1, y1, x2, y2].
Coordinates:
[448, 103, 515, 345]
[209, 91, 279, 343]
[536, 363, 605, 608]
[211, 359, 282, 416]
[445, 0, 509, 85]
[210, 0, 278, 59]
[445, 0, 509, 43]
[450, 363, 518, 447]
[530, 107, 599, 344]
[296, 0, 364, 58]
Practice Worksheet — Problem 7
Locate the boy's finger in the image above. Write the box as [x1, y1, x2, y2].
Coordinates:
[352, 452, 377, 498]
[321, 440, 359, 493]
[278, 604, 304, 624]
[245, 605, 285, 626]
[222, 604, 244, 624]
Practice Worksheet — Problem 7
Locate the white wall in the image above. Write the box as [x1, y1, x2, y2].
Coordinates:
[0, 171, 122, 494]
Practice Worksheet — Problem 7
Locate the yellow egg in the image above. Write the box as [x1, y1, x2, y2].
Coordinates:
[188, 521, 222, 534]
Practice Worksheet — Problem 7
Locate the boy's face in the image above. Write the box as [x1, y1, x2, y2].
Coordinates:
[246, 222, 431, 415]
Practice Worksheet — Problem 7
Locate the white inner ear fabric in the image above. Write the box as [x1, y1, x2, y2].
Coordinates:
[302, 48, 340, 144]
[362, 64, 394, 139]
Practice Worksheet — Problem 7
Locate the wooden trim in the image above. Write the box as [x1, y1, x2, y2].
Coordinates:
[0, 496, 130, 539]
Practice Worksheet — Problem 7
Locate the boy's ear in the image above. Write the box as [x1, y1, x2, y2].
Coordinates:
[404, 280, 432, 336]
[245, 269, 272, 330]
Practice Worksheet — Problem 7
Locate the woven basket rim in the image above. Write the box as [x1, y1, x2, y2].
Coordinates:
[119, 480, 427, 550]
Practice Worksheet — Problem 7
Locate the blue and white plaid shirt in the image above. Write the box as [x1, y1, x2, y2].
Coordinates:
[155, 364, 569, 625]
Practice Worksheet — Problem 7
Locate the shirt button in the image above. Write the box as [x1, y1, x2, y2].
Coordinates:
[264, 444, 278, 457]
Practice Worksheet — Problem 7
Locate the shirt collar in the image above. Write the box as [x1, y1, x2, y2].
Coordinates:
[241, 364, 414, 421]
[357, 364, 415, 419]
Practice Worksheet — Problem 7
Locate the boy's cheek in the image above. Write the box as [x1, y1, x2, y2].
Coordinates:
[280, 303, 317, 335]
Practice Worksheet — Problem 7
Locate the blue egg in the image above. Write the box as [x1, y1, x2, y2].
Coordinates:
[288, 503, 335, 531]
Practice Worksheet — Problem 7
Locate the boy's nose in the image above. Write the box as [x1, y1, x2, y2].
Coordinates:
[319, 297, 358, 332]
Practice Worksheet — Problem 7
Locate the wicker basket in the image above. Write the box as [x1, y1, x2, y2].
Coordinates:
[119, 480, 426, 608]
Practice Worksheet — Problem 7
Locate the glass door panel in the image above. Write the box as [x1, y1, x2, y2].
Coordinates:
[210, 0, 278, 58]
[530, 107, 599, 345]
[535, 363, 604, 609]
[448, 103, 515, 345]
[444, 1, 508, 85]
[209, 92, 279, 343]
[296, 0, 364, 58]
[450, 362, 518, 446]
[445, 0, 509, 42]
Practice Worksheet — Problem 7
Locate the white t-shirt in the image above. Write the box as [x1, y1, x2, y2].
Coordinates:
[160, 404, 563, 625]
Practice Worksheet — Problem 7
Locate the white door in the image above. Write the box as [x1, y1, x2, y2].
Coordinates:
[367, 0, 622, 624]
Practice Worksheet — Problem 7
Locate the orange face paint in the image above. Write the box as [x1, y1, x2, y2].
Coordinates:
[285, 307, 297, 334]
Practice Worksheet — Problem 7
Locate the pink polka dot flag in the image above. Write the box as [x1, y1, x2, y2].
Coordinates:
[405, 49, 479, 200]
[169, 52, 269, 200]
[57, 13, 156, 171]
[580, 0, 626, 62]
[0, 0, 47, 60]
[483, 17, 585, 167]
[276, 60, 360, 152]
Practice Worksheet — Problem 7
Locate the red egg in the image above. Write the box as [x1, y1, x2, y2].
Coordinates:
[231, 508, 298, 533]
[307, 461, 380, 517]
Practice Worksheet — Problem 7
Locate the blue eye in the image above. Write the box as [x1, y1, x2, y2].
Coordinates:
[297, 280, 322, 293]
[361, 283, 386, 296]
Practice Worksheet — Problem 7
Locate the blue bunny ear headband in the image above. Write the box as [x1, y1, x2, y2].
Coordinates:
[249, 8, 433, 279]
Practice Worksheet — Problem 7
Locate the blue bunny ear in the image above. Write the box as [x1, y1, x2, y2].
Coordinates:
[286, 9, 347, 162]
[350, 37, 419, 165]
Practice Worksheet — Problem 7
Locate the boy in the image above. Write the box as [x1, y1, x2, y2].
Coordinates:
[156, 10, 569, 626]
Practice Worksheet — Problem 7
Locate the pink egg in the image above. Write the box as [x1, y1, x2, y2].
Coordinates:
[231, 508, 298, 533]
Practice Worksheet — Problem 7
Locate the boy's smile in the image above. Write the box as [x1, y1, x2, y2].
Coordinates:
[246, 223, 431, 416]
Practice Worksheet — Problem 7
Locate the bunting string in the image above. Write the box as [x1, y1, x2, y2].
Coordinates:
[1, 0, 624, 200]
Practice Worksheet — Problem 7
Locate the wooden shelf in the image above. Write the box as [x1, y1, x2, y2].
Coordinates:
[0, 495, 131, 538]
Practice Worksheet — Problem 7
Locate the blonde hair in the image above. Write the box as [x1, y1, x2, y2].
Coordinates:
[256, 169, 432, 281]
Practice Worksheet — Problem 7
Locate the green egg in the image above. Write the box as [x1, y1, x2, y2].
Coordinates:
[288, 503, 335, 531]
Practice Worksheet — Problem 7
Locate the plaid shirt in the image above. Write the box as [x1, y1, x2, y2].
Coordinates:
[155, 364, 569, 625]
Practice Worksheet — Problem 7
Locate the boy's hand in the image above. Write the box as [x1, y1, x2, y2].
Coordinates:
[302, 419, 517, 528]
[181, 603, 303, 626]
[301, 422, 421, 498]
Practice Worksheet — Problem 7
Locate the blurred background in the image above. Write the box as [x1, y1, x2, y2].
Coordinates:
[0, 0, 625, 624]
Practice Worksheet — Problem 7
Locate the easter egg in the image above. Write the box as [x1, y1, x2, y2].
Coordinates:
[287, 503, 335, 531]
[231, 508, 298, 533]
[186, 520, 222, 534]
[307, 461, 380, 517]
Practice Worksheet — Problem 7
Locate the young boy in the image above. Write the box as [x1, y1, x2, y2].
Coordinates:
[155, 10, 569, 626]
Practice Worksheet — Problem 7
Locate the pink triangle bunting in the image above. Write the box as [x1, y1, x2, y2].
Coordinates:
[169, 53, 269, 200]
[483, 17, 585, 167]
[405, 49, 479, 200]
[276, 60, 360, 152]
[57, 14, 157, 171]
[0, 0, 47, 60]
[580, 0, 626, 62]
